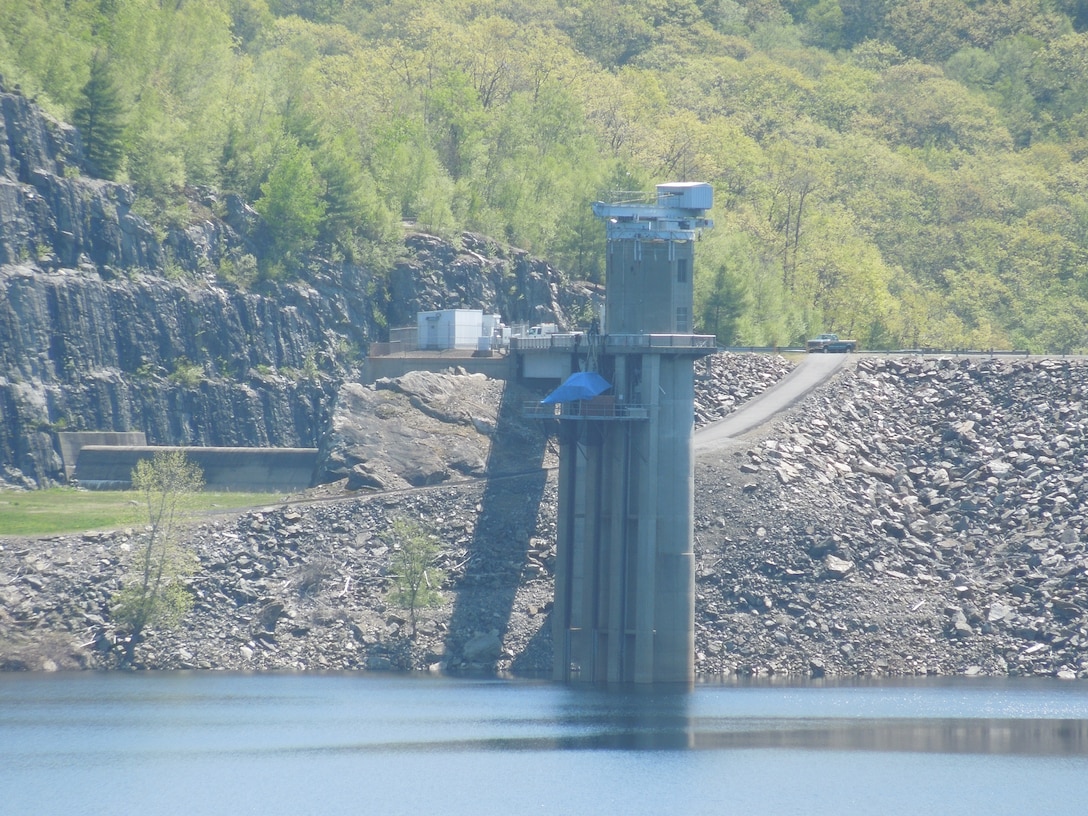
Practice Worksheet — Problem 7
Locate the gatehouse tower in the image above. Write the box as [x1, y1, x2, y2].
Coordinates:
[546, 182, 715, 684]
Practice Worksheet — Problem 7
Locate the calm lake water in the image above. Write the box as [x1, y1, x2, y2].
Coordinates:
[2, 672, 1087, 815]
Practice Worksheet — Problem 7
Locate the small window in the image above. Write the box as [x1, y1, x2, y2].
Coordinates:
[677, 258, 689, 283]
[676, 306, 690, 333]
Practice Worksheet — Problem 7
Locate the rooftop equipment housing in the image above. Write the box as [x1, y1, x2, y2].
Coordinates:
[591, 182, 713, 242]
[417, 309, 503, 351]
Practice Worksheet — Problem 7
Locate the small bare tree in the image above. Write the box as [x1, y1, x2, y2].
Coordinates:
[111, 450, 203, 664]
[386, 518, 446, 638]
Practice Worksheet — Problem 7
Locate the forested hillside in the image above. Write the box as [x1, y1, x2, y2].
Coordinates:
[3, 0, 1088, 351]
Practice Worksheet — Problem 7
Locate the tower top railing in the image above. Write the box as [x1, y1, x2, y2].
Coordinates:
[596, 189, 656, 206]
[596, 182, 713, 211]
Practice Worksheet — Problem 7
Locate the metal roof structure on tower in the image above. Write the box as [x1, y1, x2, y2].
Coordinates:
[591, 182, 714, 242]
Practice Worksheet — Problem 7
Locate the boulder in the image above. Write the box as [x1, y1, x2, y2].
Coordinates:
[824, 555, 855, 578]
[462, 630, 503, 664]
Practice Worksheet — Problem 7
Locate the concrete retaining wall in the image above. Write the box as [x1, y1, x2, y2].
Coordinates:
[74, 446, 319, 492]
[57, 432, 148, 480]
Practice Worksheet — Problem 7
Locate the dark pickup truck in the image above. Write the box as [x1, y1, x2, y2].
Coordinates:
[806, 333, 857, 353]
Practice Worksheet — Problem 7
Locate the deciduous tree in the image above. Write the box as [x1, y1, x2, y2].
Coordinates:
[385, 518, 446, 638]
[111, 451, 203, 665]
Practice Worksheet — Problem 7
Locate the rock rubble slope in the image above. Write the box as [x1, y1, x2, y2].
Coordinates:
[695, 355, 1088, 680]
[3, 353, 1088, 680]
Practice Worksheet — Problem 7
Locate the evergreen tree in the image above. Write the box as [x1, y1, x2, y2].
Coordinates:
[701, 264, 750, 347]
[314, 136, 369, 248]
[72, 55, 125, 180]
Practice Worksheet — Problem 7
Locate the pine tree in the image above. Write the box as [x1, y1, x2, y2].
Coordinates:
[702, 264, 750, 347]
[72, 55, 125, 180]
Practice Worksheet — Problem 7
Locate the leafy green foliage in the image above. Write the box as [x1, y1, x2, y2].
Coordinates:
[254, 141, 327, 273]
[385, 518, 446, 638]
[6, 0, 1088, 350]
[168, 357, 204, 387]
[111, 451, 204, 664]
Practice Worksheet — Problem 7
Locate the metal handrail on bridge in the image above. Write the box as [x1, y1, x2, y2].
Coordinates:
[607, 333, 716, 350]
[523, 400, 650, 421]
[512, 335, 579, 351]
[511, 333, 716, 352]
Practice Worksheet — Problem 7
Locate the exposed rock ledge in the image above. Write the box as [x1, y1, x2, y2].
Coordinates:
[2, 354, 1087, 681]
[318, 370, 548, 491]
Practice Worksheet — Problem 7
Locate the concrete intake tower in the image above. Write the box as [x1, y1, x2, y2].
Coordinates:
[549, 182, 715, 684]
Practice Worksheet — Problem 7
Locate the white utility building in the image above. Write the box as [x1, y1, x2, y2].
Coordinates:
[417, 309, 504, 351]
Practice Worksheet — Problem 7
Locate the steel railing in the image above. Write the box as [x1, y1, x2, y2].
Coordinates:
[523, 400, 649, 421]
[511, 333, 716, 352]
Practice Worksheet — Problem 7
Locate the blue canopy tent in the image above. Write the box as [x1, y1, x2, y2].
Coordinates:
[540, 371, 612, 404]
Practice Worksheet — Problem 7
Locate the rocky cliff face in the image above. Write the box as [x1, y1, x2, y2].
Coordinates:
[0, 90, 161, 273]
[383, 231, 591, 330]
[0, 83, 581, 487]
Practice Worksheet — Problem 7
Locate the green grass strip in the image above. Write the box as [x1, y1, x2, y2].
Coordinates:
[0, 488, 284, 536]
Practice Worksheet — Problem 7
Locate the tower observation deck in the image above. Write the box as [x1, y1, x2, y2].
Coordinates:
[550, 182, 714, 685]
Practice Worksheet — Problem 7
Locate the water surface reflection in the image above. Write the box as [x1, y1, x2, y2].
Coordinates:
[3, 673, 1088, 815]
[541, 681, 1088, 755]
